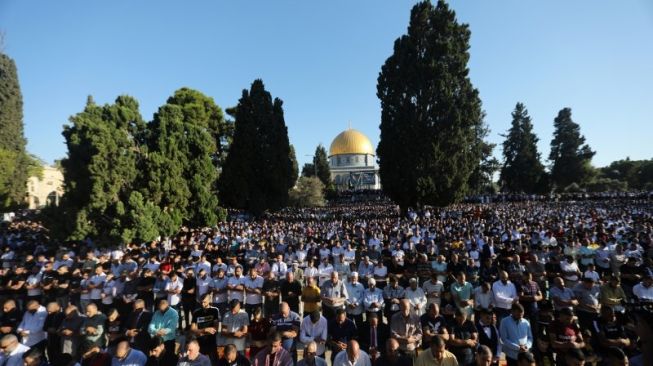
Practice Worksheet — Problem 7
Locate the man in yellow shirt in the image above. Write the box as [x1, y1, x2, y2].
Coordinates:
[301, 277, 321, 314]
[415, 336, 458, 366]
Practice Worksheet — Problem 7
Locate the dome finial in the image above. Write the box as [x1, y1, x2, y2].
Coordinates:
[348, 120, 352, 130]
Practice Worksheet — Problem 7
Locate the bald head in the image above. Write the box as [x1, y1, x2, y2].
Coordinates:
[400, 299, 411, 315]
[346, 340, 360, 361]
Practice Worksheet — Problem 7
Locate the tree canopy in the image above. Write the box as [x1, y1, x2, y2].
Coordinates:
[500, 102, 547, 193]
[549, 108, 595, 189]
[377, 0, 486, 209]
[219, 79, 294, 215]
[0, 52, 29, 209]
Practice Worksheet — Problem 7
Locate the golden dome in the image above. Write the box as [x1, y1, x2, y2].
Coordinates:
[329, 129, 375, 156]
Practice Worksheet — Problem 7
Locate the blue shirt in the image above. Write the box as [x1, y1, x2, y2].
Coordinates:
[499, 316, 533, 360]
[148, 307, 179, 342]
[111, 348, 147, 366]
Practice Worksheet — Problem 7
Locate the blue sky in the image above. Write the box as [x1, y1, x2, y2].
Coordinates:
[2, 0, 652, 169]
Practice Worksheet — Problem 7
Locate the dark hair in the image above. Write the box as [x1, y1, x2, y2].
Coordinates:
[430, 335, 445, 348]
[511, 303, 525, 312]
[604, 347, 626, 360]
[476, 345, 492, 357]
[22, 347, 44, 360]
[517, 352, 535, 362]
[224, 344, 237, 355]
[149, 336, 165, 351]
[565, 348, 585, 361]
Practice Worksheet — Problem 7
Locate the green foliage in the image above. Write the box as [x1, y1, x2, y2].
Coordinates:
[60, 95, 147, 245]
[376, 0, 486, 209]
[500, 103, 547, 193]
[597, 158, 653, 190]
[58, 88, 229, 246]
[289, 145, 299, 186]
[143, 88, 228, 234]
[549, 108, 595, 189]
[563, 182, 582, 193]
[289, 176, 325, 207]
[584, 177, 628, 192]
[301, 163, 316, 178]
[468, 122, 499, 195]
[219, 79, 294, 215]
[26, 154, 44, 180]
[0, 52, 29, 209]
[313, 144, 331, 187]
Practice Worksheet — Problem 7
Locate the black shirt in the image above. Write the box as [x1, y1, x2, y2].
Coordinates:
[420, 313, 447, 348]
[193, 306, 220, 346]
[328, 318, 357, 345]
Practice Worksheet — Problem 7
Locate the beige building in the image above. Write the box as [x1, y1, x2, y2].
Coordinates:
[328, 128, 381, 191]
[26, 165, 64, 209]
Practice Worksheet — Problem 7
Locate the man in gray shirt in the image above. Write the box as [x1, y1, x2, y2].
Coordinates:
[573, 277, 600, 330]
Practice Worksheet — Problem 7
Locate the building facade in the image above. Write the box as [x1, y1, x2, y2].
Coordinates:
[328, 128, 381, 191]
[26, 165, 64, 209]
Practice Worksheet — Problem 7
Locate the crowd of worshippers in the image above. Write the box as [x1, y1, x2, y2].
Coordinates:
[0, 197, 652, 366]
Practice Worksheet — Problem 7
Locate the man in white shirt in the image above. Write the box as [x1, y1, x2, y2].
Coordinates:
[345, 272, 365, 327]
[404, 278, 427, 316]
[89, 266, 107, 306]
[165, 272, 184, 308]
[17, 300, 47, 349]
[271, 255, 288, 278]
[422, 273, 444, 307]
[633, 274, 653, 302]
[333, 340, 371, 366]
[363, 279, 385, 319]
[317, 258, 334, 286]
[299, 311, 328, 357]
[492, 271, 517, 320]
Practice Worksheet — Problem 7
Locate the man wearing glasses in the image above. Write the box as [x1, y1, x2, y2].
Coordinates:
[0, 334, 30, 366]
[297, 341, 327, 366]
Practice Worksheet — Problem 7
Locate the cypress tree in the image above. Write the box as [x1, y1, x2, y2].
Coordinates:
[219, 79, 294, 215]
[377, 0, 486, 209]
[301, 163, 316, 178]
[289, 145, 299, 186]
[500, 102, 546, 193]
[0, 52, 29, 209]
[549, 108, 595, 189]
[313, 144, 332, 188]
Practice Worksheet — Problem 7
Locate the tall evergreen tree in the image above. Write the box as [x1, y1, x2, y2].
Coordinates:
[549, 108, 595, 189]
[219, 79, 294, 215]
[301, 163, 316, 178]
[60, 95, 146, 245]
[313, 144, 331, 187]
[144, 88, 228, 234]
[0, 52, 29, 209]
[500, 102, 546, 193]
[289, 145, 299, 186]
[377, 0, 485, 209]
